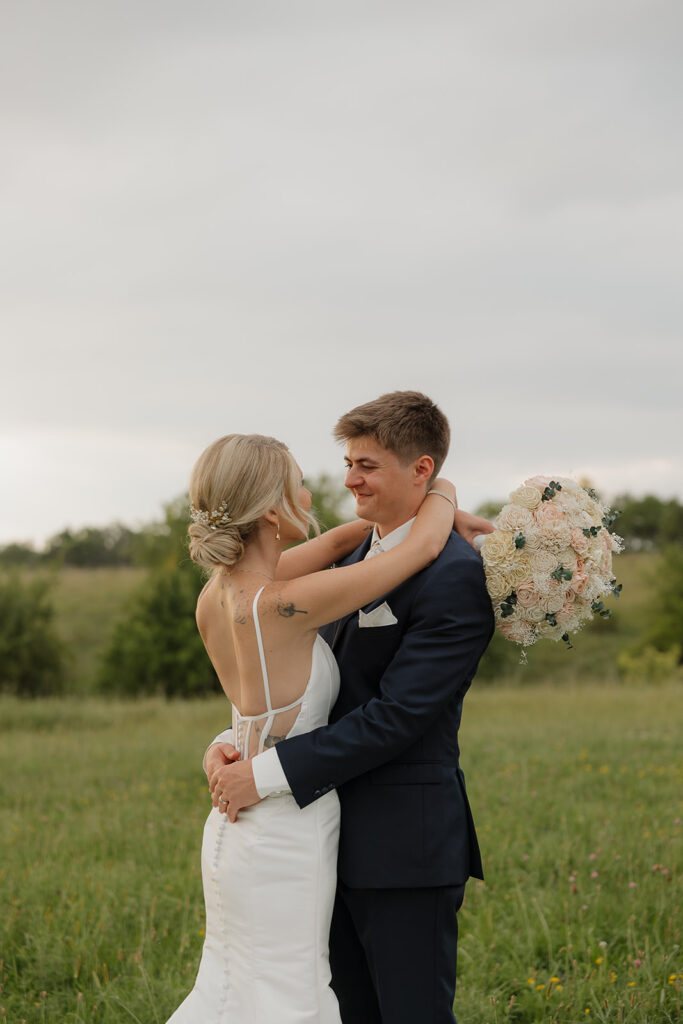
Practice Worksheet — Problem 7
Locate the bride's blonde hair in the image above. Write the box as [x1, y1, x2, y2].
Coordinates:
[188, 434, 318, 572]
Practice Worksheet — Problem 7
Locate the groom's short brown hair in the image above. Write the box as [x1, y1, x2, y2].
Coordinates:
[333, 391, 450, 477]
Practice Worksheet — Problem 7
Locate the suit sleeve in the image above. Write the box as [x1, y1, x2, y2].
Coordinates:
[276, 555, 494, 808]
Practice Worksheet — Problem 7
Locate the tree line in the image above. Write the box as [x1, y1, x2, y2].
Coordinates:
[1, 485, 682, 698]
[2, 492, 682, 570]
[0, 476, 348, 698]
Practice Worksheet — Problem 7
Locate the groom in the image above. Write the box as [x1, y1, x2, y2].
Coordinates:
[206, 391, 494, 1023]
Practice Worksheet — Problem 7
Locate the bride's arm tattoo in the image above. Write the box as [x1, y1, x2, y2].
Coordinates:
[277, 601, 308, 618]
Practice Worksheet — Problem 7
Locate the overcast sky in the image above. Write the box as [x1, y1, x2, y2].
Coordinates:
[2, 0, 682, 546]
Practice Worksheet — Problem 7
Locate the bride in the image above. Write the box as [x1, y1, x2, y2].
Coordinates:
[166, 432, 463, 1023]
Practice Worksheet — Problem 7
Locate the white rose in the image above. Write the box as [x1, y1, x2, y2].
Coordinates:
[484, 568, 513, 602]
[521, 525, 543, 553]
[510, 485, 542, 510]
[566, 509, 593, 529]
[539, 522, 572, 553]
[496, 504, 534, 533]
[557, 547, 579, 572]
[481, 531, 516, 567]
[556, 477, 581, 495]
[523, 605, 547, 623]
[500, 553, 533, 587]
[539, 587, 565, 615]
[529, 550, 557, 575]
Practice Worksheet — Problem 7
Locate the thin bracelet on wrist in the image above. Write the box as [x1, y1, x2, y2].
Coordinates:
[427, 489, 458, 512]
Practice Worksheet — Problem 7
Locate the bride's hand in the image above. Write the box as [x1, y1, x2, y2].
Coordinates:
[453, 510, 495, 550]
[205, 742, 240, 784]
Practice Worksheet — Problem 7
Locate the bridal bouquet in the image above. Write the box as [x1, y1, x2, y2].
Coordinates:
[479, 477, 623, 648]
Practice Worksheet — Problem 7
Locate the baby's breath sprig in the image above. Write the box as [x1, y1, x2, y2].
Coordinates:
[602, 508, 621, 529]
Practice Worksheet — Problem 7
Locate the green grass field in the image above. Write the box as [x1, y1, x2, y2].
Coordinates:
[1, 686, 681, 1023]
[49, 569, 147, 694]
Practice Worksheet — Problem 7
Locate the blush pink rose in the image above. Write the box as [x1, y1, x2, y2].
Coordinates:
[534, 502, 565, 524]
[570, 528, 590, 555]
[556, 598, 577, 625]
[525, 475, 551, 489]
[570, 562, 587, 594]
[515, 581, 538, 609]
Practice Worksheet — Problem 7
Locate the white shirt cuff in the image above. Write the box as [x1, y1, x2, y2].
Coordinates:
[251, 746, 291, 798]
[202, 728, 234, 774]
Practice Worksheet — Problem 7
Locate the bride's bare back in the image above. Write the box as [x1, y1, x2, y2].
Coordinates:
[196, 573, 319, 718]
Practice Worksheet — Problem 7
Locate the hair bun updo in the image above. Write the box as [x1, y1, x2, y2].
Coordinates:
[187, 520, 248, 571]
[188, 433, 318, 575]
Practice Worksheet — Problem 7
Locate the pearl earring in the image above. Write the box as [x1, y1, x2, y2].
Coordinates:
[276, 522, 280, 541]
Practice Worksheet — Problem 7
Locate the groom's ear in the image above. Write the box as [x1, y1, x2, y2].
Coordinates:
[413, 455, 434, 485]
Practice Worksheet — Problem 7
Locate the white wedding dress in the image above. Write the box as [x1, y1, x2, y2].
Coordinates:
[167, 588, 342, 1024]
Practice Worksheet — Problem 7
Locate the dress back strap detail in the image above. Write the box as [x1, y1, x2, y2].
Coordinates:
[251, 587, 273, 713]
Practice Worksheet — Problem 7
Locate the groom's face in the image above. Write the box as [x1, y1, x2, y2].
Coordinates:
[343, 436, 426, 532]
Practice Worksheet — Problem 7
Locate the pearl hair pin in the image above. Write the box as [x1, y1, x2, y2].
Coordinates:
[190, 501, 232, 530]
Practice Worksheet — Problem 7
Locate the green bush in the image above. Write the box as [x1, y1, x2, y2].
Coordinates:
[642, 544, 683, 657]
[618, 644, 682, 684]
[0, 572, 66, 696]
[98, 563, 218, 698]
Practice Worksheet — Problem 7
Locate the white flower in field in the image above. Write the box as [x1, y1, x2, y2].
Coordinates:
[510, 485, 542, 510]
[496, 503, 534, 532]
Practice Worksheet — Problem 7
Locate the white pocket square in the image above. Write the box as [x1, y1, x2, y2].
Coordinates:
[358, 601, 398, 628]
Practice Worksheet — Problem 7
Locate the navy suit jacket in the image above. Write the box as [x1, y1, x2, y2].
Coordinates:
[276, 530, 494, 889]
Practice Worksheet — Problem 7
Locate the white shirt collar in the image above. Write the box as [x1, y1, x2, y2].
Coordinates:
[369, 517, 416, 555]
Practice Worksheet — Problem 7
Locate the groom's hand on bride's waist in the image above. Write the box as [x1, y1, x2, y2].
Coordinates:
[210, 758, 262, 822]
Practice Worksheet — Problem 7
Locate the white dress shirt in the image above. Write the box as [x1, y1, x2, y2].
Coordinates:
[206, 518, 416, 797]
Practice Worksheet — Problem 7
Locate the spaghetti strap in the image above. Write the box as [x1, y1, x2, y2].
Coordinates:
[252, 587, 272, 712]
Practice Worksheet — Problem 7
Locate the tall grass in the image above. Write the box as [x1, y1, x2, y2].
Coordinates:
[1, 685, 680, 1022]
